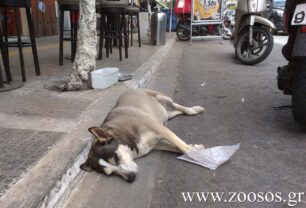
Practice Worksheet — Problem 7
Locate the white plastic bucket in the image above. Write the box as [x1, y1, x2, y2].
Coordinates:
[91, 68, 119, 89]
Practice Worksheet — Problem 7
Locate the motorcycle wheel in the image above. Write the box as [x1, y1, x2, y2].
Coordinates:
[292, 59, 306, 126]
[235, 26, 273, 65]
[214, 24, 223, 36]
[176, 20, 191, 41]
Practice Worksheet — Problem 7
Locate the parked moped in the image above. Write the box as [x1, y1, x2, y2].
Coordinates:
[277, 1, 306, 126]
[231, 0, 276, 65]
[174, 0, 223, 41]
[176, 18, 222, 41]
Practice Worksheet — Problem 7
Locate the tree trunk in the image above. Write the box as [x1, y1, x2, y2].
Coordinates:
[60, 0, 97, 91]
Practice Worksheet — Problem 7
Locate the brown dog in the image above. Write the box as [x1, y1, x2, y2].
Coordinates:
[80, 89, 205, 182]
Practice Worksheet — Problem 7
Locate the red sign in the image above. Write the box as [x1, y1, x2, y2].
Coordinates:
[175, 0, 192, 14]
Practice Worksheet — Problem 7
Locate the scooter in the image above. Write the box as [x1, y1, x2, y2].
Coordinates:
[222, 12, 234, 40]
[231, 0, 276, 65]
[174, 0, 222, 41]
[277, 2, 306, 126]
[176, 17, 222, 41]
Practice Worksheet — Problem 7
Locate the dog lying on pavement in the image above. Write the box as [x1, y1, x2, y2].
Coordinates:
[80, 89, 205, 182]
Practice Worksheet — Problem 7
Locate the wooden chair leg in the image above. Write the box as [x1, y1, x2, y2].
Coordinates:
[0, 51, 3, 86]
[137, 13, 141, 47]
[73, 16, 78, 61]
[0, 66, 4, 88]
[72, 12, 78, 62]
[127, 14, 130, 46]
[59, 7, 64, 65]
[109, 16, 113, 54]
[70, 12, 74, 62]
[0, 23, 11, 82]
[117, 14, 122, 61]
[130, 15, 133, 46]
[3, 7, 12, 81]
[122, 13, 128, 59]
[98, 13, 104, 60]
[26, 7, 40, 76]
[15, 8, 26, 82]
[105, 14, 110, 58]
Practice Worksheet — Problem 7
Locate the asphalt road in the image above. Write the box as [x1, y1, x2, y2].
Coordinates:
[64, 35, 306, 208]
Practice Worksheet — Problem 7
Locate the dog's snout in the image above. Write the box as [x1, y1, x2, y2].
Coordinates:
[125, 173, 137, 183]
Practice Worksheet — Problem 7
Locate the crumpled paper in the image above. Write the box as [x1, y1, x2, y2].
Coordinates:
[177, 144, 240, 170]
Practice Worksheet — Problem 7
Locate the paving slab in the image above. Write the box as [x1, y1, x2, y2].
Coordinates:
[0, 127, 63, 197]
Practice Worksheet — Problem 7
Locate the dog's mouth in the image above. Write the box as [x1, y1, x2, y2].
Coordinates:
[98, 158, 138, 182]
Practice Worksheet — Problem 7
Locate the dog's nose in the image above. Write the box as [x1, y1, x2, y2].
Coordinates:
[125, 173, 137, 183]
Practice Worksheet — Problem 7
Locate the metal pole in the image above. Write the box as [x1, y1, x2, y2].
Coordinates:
[147, 0, 152, 42]
[190, 0, 194, 44]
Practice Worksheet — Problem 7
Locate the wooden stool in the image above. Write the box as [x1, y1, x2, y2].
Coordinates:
[58, 0, 79, 65]
[0, 0, 40, 82]
[126, 6, 141, 47]
[98, 0, 128, 61]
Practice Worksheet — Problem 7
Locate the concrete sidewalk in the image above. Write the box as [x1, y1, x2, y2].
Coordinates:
[0, 34, 176, 208]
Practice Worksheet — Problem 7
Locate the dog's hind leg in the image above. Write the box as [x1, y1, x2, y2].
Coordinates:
[156, 95, 204, 117]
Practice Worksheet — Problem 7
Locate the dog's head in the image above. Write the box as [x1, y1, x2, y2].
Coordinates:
[80, 127, 138, 182]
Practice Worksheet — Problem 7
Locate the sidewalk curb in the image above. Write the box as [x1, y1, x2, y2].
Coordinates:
[0, 37, 176, 208]
[124, 38, 176, 89]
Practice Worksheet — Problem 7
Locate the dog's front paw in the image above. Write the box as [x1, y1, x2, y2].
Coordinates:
[186, 144, 206, 152]
[186, 106, 205, 115]
[191, 144, 206, 150]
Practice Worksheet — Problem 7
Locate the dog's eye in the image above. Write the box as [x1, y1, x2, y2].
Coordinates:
[114, 154, 119, 164]
[107, 158, 116, 164]
[107, 154, 119, 165]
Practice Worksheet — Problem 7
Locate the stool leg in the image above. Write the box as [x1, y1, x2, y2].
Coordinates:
[0, 22, 12, 82]
[105, 14, 110, 58]
[73, 13, 78, 61]
[130, 15, 133, 46]
[98, 12, 104, 60]
[109, 14, 113, 54]
[137, 13, 141, 47]
[127, 14, 130, 47]
[122, 13, 128, 59]
[3, 7, 12, 82]
[26, 7, 40, 76]
[0, 33, 5, 86]
[117, 13, 122, 61]
[70, 12, 74, 62]
[0, 65, 4, 88]
[59, 7, 64, 65]
[112, 14, 117, 48]
[15, 7, 26, 82]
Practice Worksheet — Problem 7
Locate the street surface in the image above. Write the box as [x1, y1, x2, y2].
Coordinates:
[64, 35, 306, 208]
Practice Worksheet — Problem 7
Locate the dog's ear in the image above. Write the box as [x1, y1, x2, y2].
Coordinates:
[88, 127, 112, 145]
[80, 159, 93, 172]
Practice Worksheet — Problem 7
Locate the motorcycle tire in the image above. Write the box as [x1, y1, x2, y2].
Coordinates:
[292, 59, 306, 126]
[235, 26, 273, 65]
[176, 20, 191, 41]
[214, 24, 223, 36]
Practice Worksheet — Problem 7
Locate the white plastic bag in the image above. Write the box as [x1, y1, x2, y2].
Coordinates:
[177, 144, 240, 170]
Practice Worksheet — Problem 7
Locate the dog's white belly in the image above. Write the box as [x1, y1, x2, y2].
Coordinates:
[135, 132, 159, 158]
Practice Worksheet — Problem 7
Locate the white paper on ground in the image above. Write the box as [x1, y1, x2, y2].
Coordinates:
[177, 144, 240, 170]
